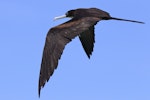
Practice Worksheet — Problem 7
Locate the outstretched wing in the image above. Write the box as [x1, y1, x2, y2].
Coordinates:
[38, 17, 100, 96]
[79, 26, 95, 58]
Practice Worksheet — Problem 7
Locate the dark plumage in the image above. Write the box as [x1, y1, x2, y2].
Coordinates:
[38, 8, 144, 96]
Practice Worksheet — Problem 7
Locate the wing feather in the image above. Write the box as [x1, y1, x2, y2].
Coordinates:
[79, 26, 95, 58]
[38, 17, 100, 96]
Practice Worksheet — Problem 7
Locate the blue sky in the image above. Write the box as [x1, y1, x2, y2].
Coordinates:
[0, 0, 150, 100]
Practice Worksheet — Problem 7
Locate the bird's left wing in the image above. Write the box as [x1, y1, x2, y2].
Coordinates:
[38, 17, 100, 96]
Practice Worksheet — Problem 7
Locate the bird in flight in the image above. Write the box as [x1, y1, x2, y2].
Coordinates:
[38, 8, 144, 96]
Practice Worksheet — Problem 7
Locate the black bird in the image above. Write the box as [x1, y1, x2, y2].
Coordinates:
[38, 8, 144, 96]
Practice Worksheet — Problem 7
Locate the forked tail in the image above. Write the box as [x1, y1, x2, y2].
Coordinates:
[109, 17, 144, 24]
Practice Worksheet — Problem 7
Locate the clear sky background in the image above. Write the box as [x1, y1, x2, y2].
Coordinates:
[0, 0, 150, 100]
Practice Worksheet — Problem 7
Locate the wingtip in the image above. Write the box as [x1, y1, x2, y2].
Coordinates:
[38, 79, 42, 98]
[38, 85, 41, 98]
[87, 54, 91, 59]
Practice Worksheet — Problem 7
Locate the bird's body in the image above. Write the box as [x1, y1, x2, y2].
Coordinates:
[38, 8, 144, 96]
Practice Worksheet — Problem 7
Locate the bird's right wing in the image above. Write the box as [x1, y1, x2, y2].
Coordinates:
[38, 17, 100, 96]
[79, 26, 95, 58]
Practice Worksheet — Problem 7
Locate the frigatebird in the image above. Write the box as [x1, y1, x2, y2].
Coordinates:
[38, 8, 144, 96]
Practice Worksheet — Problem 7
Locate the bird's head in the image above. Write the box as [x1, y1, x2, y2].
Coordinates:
[54, 8, 111, 21]
[54, 8, 99, 20]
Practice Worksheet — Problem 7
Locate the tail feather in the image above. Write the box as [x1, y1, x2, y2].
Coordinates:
[109, 17, 144, 24]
